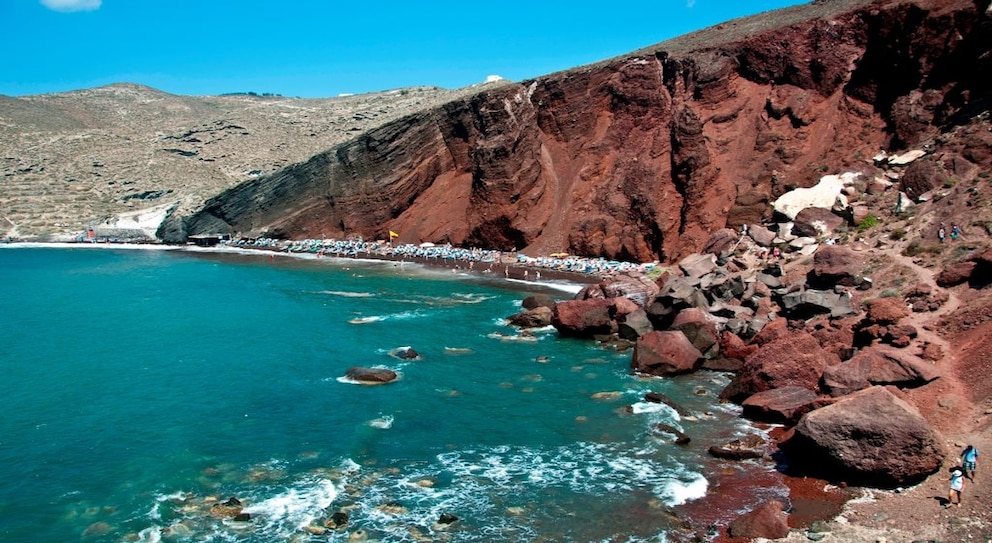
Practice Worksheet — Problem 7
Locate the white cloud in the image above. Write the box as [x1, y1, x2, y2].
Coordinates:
[40, 0, 102, 12]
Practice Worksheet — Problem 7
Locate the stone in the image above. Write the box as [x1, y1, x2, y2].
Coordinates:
[438, 513, 458, 524]
[865, 346, 940, 387]
[345, 367, 398, 384]
[631, 330, 703, 377]
[679, 252, 718, 279]
[808, 245, 861, 289]
[790, 386, 945, 486]
[672, 307, 720, 357]
[652, 423, 691, 445]
[508, 306, 553, 328]
[702, 228, 739, 257]
[719, 331, 757, 360]
[781, 289, 855, 318]
[748, 224, 777, 247]
[936, 261, 977, 287]
[552, 298, 616, 337]
[709, 434, 768, 460]
[701, 357, 744, 372]
[389, 346, 420, 360]
[643, 391, 691, 417]
[618, 308, 654, 340]
[721, 332, 837, 403]
[522, 293, 556, 310]
[864, 297, 910, 324]
[742, 386, 818, 423]
[793, 207, 844, 238]
[888, 149, 927, 166]
[727, 500, 790, 540]
[820, 354, 872, 397]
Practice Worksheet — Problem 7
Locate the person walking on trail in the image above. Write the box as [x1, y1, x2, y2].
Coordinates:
[938, 224, 947, 242]
[951, 224, 961, 241]
[962, 445, 979, 481]
[948, 468, 965, 507]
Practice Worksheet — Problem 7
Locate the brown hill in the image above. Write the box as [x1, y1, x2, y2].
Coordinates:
[0, 83, 491, 238]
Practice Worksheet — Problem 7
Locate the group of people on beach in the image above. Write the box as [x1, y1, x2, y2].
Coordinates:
[947, 444, 979, 508]
[224, 237, 654, 277]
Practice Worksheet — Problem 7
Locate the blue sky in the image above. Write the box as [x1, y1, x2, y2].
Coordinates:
[1, 0, 807, 98]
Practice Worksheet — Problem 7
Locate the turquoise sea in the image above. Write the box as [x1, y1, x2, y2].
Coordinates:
[0, 246, 780, 542]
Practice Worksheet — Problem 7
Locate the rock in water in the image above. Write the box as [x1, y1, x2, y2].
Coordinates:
[345, 367, 398, 384]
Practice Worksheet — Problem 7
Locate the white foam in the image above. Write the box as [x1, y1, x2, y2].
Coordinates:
[136, 527, 162, 543]
[321, 290, 375, 298]
[242, 477, 338, 533]
[367, 415, 394, 429]
[656, 470, 708, 506]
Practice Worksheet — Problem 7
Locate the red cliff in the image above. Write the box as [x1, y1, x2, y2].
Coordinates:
[167, 0, 991, 263]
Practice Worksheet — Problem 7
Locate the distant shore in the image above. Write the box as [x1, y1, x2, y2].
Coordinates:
[0, 239, 607, 290]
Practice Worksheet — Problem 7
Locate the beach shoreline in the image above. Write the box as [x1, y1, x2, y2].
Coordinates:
[1, 239, 882, 539]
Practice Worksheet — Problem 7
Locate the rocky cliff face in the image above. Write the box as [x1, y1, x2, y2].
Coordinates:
[171, 0, 991, 263]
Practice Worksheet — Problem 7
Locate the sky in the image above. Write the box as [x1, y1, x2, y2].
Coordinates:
[1, 0, 808, 98]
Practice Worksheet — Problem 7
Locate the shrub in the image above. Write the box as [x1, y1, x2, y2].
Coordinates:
[889, 228, 907, 241]
[857, 214, 880, 232]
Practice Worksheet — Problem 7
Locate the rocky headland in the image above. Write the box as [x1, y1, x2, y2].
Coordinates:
[3, 0, 992, 541]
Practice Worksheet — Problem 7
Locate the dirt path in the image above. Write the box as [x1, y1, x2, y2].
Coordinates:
[777, 246, 992, 542]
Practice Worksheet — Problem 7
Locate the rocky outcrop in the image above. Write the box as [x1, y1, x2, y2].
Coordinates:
[789, 386, 945, 486]
[727, 500, 790, 540]
[631, 330, 703, 376]
[721, 333, 836, 403]
[165, 0, 990, 265]
[345, 367, 399, 384]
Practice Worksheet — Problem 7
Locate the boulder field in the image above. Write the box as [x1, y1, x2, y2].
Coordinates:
[510, 217, 959, 488]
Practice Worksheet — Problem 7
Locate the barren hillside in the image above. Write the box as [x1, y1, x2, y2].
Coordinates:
[0, 83, 498, 239]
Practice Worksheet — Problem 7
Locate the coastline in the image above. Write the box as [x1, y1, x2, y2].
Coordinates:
[1, 239, 876, 540]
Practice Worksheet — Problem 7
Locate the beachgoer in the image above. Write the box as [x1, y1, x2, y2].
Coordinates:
[948, 468, 965, 507]
[938, 224, 947, 242]
[951, 224, 961, 241]
[962, 445, 978, 481]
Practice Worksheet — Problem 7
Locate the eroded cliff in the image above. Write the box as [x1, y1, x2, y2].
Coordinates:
[169, 0, 991, 263]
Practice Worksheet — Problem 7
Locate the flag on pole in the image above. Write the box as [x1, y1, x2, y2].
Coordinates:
[389, 230, 399, 239]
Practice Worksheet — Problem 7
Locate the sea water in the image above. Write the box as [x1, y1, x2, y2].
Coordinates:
[0, 247, 772, 542]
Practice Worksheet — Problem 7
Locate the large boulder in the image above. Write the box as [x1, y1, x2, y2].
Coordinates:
[507, 306, 553, 328]
[522, 293, 556, 310]
[671, 308, 720, 357]
[780, 289, 855, 318]
[936, 261, 977, 287]
[345, 367, 399, 384]
[820, 354, 873, 397]
[742, 386, 819, 424]
[679, 252, 718, 280]
[631, 330, 703, 377]
[863, 297, 911, 325]
[866, 345, 941, 387]
[792, 207, 844, 238]
[721, 332, 837, 403]
[702, 228, 738, 257]
[727, 500, 790, 540]
[552, 298, 616, 337]
[618, 308, 654, 340]
[808, 245, 861, 288]
[790, 386, 945, 486]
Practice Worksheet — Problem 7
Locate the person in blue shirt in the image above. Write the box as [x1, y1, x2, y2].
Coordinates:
[961, 445, 978, 481]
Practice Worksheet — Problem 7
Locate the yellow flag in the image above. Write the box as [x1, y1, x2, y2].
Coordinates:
[389, 230, 399, 238]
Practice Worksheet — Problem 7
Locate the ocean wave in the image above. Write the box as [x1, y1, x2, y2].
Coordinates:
[320, 290, 376, 298]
